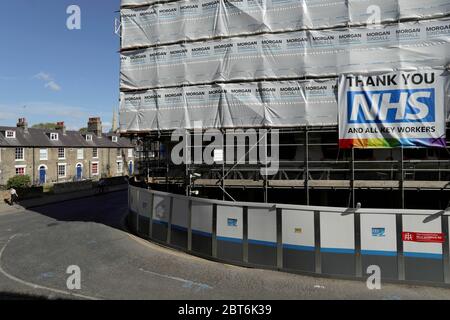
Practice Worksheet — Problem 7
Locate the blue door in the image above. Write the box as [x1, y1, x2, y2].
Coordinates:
[39, 166, 46, 184]
[129, 161, 133, 174]
[76, 165, 83, 181]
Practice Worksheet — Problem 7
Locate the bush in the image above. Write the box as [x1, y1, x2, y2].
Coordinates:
[7, 175, 32, 189]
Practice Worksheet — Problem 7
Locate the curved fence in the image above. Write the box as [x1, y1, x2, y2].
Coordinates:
[128, 185, 450, 285]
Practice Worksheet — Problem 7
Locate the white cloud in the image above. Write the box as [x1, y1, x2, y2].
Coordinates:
[33, 72, 62, 92]
[45, 81, 61, 92]
[33, 72, 52, 82]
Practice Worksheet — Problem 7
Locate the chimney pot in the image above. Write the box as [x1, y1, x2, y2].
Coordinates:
[56, 121, 66, 135]
[17, 118, 28, 133]
[87, 117, 103, 137]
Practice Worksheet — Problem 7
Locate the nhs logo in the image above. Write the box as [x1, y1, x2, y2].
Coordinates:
[347, 88, 435, 124]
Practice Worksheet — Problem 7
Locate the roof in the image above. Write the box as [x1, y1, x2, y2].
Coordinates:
[0, 126, 134, 148]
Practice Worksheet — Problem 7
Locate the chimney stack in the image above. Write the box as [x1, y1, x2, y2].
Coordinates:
[56, 121, 66, 135]
[87, 117, 103, 137]
[17, 118, 28, 133]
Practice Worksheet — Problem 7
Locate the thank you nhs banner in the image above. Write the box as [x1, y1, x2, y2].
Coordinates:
[338, 71, 446, 149]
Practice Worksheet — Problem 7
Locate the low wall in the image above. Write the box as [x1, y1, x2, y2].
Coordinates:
[19, 184, 128, 208]
[53, 180, 93, 194]
[128, 186, 450, 286]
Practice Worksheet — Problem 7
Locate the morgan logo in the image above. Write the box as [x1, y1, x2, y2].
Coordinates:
[348, 89, 435, 124]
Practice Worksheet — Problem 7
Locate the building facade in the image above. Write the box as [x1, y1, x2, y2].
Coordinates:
[0, 118, 135, 186]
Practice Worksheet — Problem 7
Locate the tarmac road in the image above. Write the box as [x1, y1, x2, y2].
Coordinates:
[0, 190, 449, 300]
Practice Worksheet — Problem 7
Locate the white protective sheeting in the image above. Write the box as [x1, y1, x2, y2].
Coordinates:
[119, 79, 337, 131]
[121, 0, 450, 49]
[120, 18, 450, 90]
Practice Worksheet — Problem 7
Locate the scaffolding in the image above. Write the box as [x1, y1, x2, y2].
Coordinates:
[129, 125, 450, 210]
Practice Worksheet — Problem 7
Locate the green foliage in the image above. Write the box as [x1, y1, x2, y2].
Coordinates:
[7, 175, 32, 189]
[31, 123, 59, 130]
[78, 127, 88, 134]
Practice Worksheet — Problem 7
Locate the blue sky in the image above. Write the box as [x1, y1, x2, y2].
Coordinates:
[0, 0, 121, 131]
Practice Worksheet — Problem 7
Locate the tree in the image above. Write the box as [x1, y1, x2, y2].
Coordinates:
[32, 123, 59, 130]
[79, 127, 88, 134]
[7, 175, 32, 189]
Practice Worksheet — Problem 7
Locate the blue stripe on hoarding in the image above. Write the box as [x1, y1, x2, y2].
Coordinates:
[171, 224, 188, 232]
[404, 252, 443, 260]
[217, 236, 243, 244]
[153, 219, 168, 226]
[282, 244, 315, 252]
[248, 239, 277, 248]
[320, 248, 355, 254]
[361, 250, 397, 257]
[192, 229, 212, 237]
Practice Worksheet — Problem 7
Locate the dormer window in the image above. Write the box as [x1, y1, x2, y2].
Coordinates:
[50, 133, 59, 141]
[112, 136, 118, 143]
[5, 130, 15, 139]
[86, 134, 93, 141]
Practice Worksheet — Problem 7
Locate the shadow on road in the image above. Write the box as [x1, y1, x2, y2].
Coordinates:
[26, 190, 129, 231]
[0, 292, 62, 300]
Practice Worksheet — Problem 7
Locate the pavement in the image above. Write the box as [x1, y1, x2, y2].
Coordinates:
[0, 190, 450, 300]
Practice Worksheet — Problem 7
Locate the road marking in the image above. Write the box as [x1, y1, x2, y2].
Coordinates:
[0, 234, 100, 300]
[127, 234, 214, 291]
[139, 267, 213, 292]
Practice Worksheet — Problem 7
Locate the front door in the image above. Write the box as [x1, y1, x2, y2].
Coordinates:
[129, 161, 133, 174]
[39, 166, 46, 184]
[76, 165, 83, 181]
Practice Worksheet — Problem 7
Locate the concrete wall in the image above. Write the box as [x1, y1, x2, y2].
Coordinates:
[129, 186, 450, 286]
[0, 146, 135, 186]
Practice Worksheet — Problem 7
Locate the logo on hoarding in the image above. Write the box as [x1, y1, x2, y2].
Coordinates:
[348, 89, 435, 124]
[227, 218, 238, 227]
[402, 232, 445, 243]
[372, 227, 386, 237]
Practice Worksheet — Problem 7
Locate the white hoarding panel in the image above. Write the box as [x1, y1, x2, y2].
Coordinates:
[247, 207, 276, 244]
[153, 194, 171, 222]
[282, 209, 315, 251]
[137, 188, 152, 217]
[129, 186, 139, 213]
[192, 201, 213, 235]
[402, 214, 443, 259]
[172, 197, 189, 229]
[360, 214, 397, 256]
[320, 212, 355, 253]
[339, 70, 447, 149]
[216, 205, 243, 241]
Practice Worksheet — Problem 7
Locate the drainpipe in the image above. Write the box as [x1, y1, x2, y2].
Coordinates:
[32, 147, 35, 185]
[108, 148, 111, 177]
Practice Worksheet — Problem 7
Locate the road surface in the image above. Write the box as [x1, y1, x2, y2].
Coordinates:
[0, 190, 449, 300]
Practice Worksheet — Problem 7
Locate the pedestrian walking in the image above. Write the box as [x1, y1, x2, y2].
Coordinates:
[9, 188, 18, 205]
[98, 179, 106, 194]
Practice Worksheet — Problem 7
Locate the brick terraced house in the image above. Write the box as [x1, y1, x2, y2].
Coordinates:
[0, 117, 135, 186]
